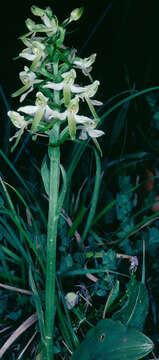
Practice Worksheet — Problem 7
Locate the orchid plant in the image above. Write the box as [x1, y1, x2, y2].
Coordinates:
[7, 5, 104, 359]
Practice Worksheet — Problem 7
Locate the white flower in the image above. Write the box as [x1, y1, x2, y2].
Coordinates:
[20, 41, 45, 61]
[129, 256, 138, 273]
[18, 91, 66, 123]
[65, 292, 78, 309]
[43, 69, 77, 106]
[43, 73, 99, 95]
[18, 92, 52, 132]
[18, 92, 47, 114]
[25, 10, 58, 35]
[42, 13, 58, 32]
[48, 110, 94, 124]
[78, 122, 104, 140]
[7, 111, 31, 148]
[20, 66, 42, 87]
[19, 41, 46, 70]
[12, 66, 43, 102]
[21, 35, 45, 47]
[78, 80, 100, 99]
[43, 72, 100, 106]
[48, 96, 95, 125]
[73, 53, 96, 75]
[42, 95, 97, 140]
[7, 111, 27, 129]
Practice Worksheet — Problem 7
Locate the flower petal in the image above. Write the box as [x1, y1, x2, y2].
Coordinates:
[62, 69, 76, 83]
[48, 109, 67, 121]
[20, 86, 33, 103]
[19, 50, 36, 61]
[73, 53, 96, 69]
[19, 67, 36, 85]
[18, 105, 38, 115]
[31, 107, 45, 133]
[87, 129, 104, 138]
[80, 80, 100, 98]
[75, 114, 94, 124]
[90, 99, 103, 106]
[79, 129, 88, 140]
[70, 84, 89, 93]
[35, 91, 48, 106]
[43, 81, 64, 90]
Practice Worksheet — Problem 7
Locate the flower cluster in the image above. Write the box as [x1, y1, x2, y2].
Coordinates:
[8, 5, 104, 149]
[129, 256, 138, 273]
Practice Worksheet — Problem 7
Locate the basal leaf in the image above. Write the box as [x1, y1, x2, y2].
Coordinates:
[70, 319, 153, 360]
[113, 280, 149, 331]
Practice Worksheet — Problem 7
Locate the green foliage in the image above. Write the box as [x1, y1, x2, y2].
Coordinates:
[106, 280, 120, 311]
[116, 175, 134, 223]
[1, 1, 159, 359]
[148, 226, 159, 253]
[102, 249, 117, 270]
[113, 280, 149, 331]
[109, 102, 130, 148]
[70, 319, 153, 360]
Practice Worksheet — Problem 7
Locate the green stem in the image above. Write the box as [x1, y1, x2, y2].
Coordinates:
[44, 124, 60, 360]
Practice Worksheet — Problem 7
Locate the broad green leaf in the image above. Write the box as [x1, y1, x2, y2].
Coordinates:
[70, 319, 153, 360]
[113, 280, 149, 331]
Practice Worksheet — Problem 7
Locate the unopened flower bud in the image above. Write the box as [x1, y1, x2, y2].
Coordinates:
[45, 7, 53, 19]
[25, 18, 36, 31]
[65, 292, 78, 309]
[70, 8, 84, 22]
[31, 5, 45, 17]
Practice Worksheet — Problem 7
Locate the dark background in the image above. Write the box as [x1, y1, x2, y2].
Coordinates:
[1, 0, 159, 161]
[1, 0, 159, 101]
